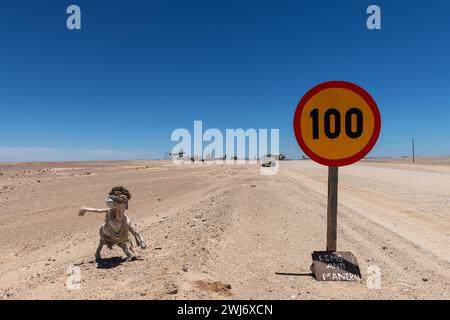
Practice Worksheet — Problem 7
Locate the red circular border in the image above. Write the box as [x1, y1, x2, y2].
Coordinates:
[293, 81, 381, 167]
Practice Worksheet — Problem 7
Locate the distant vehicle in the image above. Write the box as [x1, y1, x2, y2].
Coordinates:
[260, 154, 285, 167]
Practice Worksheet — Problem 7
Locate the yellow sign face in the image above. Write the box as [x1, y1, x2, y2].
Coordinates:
[293, 81, 381, 167]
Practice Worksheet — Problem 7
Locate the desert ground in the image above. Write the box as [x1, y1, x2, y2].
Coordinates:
[0, 158, 450, 300]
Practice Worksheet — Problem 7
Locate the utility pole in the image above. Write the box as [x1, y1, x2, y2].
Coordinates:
[412, 139, 415, 164]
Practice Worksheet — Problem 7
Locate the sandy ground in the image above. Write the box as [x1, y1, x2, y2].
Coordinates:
[0, 159, 449, 300]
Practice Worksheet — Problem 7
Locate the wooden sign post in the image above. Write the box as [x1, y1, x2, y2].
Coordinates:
[327, 166, 338, 252]
[293, 81, 381, 281]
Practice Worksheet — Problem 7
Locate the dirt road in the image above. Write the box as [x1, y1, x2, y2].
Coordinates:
[0, 159, 449, 299]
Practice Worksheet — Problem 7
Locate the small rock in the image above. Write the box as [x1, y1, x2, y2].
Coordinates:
[422, 278, 428, 282]
[166, 283, 178, 295]
[250, 185, 256, 187]
[182, 265, 188, 272]
[37, 180, 41, 183]
[382, 246, 387, 250]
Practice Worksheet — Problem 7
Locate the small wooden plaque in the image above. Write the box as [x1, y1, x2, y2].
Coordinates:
[311, 251, 362, 281]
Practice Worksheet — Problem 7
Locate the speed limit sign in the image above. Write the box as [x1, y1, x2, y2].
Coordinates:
[293, 81, 381, 266]
[293, 81, 381, 167]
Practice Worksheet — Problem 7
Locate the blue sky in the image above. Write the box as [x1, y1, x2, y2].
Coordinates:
[1, 0, 449, 161]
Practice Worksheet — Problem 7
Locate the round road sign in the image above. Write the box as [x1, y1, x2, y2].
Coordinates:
[293, 81, 381, 167]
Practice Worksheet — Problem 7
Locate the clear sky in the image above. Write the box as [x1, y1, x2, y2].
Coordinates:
[1, 0, 449, 161]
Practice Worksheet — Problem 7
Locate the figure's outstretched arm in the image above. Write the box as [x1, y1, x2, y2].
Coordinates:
[127, 219, 147, 249]
[78, 206, 109, 216]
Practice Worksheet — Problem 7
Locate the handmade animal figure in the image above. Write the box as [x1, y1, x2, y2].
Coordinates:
[79, 186, 147, 261]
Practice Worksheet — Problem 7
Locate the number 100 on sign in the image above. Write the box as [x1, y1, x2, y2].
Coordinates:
[293, 81, 381, 167]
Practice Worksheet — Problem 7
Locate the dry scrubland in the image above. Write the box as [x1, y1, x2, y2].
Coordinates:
[0, 158, 450, 299]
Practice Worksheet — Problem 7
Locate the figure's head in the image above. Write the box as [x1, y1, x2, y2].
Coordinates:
[105, 186, 132, 210]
